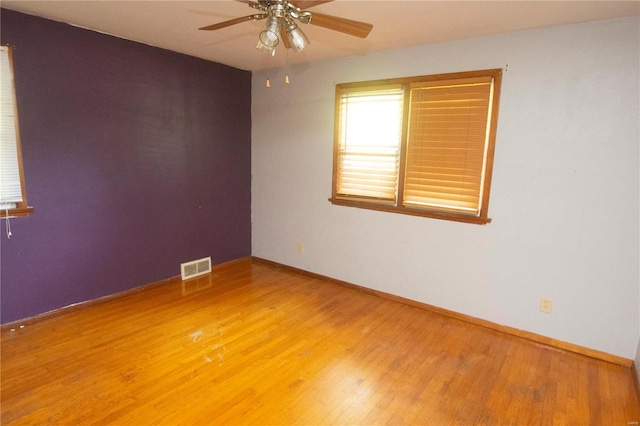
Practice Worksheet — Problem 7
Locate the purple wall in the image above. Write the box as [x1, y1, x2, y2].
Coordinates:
[0, 9, 252, 323]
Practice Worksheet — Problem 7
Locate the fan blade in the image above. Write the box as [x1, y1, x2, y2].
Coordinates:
[308, 12, 372, 38]
[280, 26, 292, 49]
[199, 14, 266, 31]
[293, 1, 333, 9]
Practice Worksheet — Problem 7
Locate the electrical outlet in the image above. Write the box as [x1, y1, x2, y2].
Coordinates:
[539, 297, 553, 314]
[296, 243, 304, 254]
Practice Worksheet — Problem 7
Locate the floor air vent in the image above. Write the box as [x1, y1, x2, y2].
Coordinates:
[181, 257, 212, 280]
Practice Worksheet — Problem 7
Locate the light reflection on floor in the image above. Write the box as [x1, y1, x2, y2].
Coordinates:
[181, 274, 213, 296]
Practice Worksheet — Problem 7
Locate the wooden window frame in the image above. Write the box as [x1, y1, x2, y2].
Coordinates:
[1, 45, 33, 219]
[330, 69, 502, 225]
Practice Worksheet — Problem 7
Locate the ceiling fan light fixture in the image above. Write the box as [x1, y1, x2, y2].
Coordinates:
[199, 1, 373, 59]
[256, 40, 277, 56]
[258, 15, 281, 48]
[286, 22, 310, 53]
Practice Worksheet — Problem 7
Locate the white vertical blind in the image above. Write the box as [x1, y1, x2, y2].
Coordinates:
[0, 46, 23, 209]
[335, 85, 404, 202]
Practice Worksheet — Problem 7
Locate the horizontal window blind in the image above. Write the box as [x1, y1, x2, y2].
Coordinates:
[403, 76, 493, 214]
[335, 85, 404, 202]
[0, 45, 23, 210]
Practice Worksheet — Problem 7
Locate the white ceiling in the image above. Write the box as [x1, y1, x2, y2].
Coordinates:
[2, 1, 639, 71]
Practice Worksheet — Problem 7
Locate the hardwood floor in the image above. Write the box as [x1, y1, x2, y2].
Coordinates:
[2, 258, 638, 425]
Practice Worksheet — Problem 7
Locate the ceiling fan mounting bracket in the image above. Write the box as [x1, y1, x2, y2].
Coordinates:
[249, 1, 305, 22]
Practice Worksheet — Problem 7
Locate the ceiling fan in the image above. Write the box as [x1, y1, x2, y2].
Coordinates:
[199, 0, 373, 56]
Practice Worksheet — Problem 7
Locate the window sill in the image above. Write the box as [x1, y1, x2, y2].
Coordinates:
[329, 197, 491, 225]
[1, 206, 34, 218]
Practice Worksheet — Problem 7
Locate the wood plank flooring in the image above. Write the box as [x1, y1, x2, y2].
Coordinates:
[2, 258, 638, 425]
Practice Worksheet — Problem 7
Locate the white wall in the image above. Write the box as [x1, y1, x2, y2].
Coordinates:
[252, 17, 640, 359]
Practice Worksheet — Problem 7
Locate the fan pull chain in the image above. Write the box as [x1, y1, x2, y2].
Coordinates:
[265, 76, 291, 88]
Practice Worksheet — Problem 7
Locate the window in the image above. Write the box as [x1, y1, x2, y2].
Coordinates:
[1, 45, 32, 218]
[331, 69, 502, 224]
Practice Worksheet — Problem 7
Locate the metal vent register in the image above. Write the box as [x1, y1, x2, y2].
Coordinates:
[180, 257, 212, 280]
